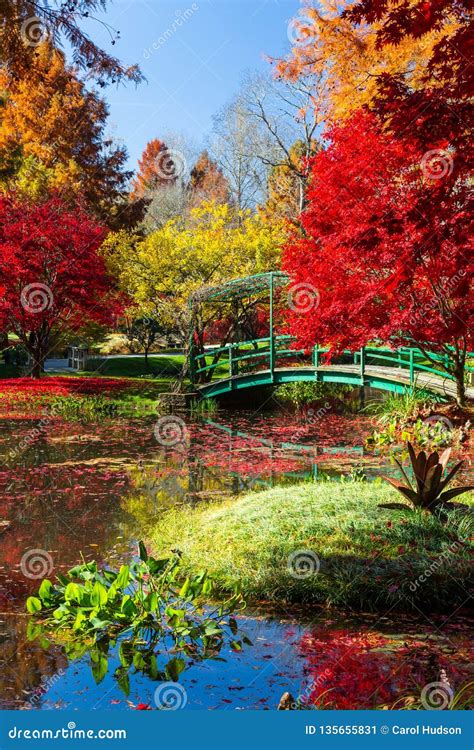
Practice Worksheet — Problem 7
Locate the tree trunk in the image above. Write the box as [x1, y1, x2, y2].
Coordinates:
[30, 355, 43, 379]
[455, 368, 466, 407]
[144, 347, 149, 372]
[28, 325, 49, 379]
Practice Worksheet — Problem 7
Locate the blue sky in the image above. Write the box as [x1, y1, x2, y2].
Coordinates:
[83, 0, 301, 172]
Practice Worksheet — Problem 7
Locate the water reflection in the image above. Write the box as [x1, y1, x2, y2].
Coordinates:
[0, 409, 472, 709]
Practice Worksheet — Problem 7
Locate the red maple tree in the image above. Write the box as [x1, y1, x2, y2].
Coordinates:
[0, 194, 123, 377]
[282, 111, 472, 404]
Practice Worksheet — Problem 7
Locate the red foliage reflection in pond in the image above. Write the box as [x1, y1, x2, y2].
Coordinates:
[298, 628, 472, 709]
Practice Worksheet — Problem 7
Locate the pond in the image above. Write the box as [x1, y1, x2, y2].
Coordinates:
[0, 407, 472, 710]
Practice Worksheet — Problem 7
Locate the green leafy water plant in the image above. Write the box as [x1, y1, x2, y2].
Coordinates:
[49, 394, 117, 422]
[26, 542, 247, 692]
[276, 381, 351, 409]
[380, 443, 473, 514]
[190, 397, 218, 415]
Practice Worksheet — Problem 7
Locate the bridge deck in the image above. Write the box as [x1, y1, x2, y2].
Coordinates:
[197, 364, 473, 400]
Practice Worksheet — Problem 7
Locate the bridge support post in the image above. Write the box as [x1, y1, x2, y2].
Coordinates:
[359, 346, 366, 385]
[228, 344, 236, 379]
[409, 349, 414, 385]
[313, 345, 321, 381]
[269, 272, 275, 378]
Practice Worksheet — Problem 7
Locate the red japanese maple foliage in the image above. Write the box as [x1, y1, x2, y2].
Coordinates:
[0, 194, 123, 377]
[282, 110, 473, 404]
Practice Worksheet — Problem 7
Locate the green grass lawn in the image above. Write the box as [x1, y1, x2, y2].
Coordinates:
[151, 481, 473, 612]
[82, 355, 186, 379]
[0, 352, 228, 382]
[84, 354, 228, 380]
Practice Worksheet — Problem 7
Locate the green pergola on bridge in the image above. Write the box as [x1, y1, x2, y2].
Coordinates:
[188, 272, 473, 402]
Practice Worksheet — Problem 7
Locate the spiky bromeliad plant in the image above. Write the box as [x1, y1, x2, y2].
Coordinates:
[380, 443, 473, 514]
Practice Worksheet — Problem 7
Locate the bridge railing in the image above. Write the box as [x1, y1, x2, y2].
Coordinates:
[191, 336, 473, 387]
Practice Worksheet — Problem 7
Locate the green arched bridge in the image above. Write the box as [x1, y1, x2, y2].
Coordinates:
[188, 272, 473, 402]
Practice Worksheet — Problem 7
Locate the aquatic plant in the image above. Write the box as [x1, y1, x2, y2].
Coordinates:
[380, 443, 473, 514]
[190, 397, 219, 415]
[26, 542, 246, 691]
[48, 395, 117, 422]
[276, 381, 351, 409]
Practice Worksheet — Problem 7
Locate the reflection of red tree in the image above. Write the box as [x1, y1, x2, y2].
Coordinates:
[299, 629, 466, 709]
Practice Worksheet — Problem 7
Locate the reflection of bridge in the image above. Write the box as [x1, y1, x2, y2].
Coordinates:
[189, 272, 473, 401]
[202, 418, 365, 485]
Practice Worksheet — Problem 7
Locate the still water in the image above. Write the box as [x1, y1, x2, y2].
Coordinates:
[0, 409, 472, 709]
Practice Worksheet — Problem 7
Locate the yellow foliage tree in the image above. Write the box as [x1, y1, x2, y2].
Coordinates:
[103, 201, 288, 370]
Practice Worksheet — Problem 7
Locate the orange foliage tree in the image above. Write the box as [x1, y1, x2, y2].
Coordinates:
[275, 0, 455, 123]
[187, 151, 230, 209]
[0, 42, 142, 229]
[131, 139, 178, 198]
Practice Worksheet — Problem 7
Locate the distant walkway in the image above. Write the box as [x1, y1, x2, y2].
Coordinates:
[44, 358, 73, 372]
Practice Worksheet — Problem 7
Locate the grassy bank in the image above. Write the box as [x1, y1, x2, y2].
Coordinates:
[81, 355, 186, 378]
[151, 481, 473, 612]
